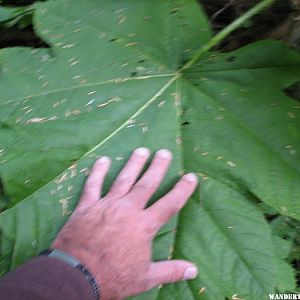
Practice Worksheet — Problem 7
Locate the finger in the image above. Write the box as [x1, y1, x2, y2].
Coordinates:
[105, 147, 150, 199]
[76, 156, 111, 212]
[146, 260, 198, 288]
[147, 173, 198, 231]
[126, 149, 172, 209]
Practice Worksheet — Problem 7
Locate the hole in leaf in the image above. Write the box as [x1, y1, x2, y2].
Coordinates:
[182, 121, 190, 126]
[130, 71, 137, 77]
[265, 214, 279, 222]
[284, 81, 300, 102]
[138, 59, 145, 63]
[109, 38, 117, 42]
[226, 56, 236, 62]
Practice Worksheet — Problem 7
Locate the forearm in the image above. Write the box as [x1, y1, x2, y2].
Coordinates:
[0, 256, 95, 300]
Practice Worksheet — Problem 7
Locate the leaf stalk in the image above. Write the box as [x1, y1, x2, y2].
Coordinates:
[181, 0, 277, 71]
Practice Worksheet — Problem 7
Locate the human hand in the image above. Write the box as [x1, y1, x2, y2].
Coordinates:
[52, 148, 198, 300]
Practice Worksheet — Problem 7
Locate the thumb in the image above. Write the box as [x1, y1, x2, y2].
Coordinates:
[147, 260, 198, 288]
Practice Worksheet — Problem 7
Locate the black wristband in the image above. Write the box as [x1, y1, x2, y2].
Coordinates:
[40, 249, 100, 300]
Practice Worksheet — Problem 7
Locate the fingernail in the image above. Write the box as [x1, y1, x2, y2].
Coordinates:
[183, 267, 198, 280]
[135, 147, 150, 157]
[99, 156, 110, 164]
[184, 173, 198, 183]
[157, 149, 171, 159]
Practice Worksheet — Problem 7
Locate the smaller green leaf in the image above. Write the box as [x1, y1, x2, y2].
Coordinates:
[0, 6, 32, 28]
[272, 236, 291, 260]
[272, 230, 296, 292]
[274, 259, 296, 292]
[0, 6, 16, 22]
[271, 216, 300, 263]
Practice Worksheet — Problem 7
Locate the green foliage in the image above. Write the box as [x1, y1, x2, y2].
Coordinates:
[0, 0, 299, 299]
[0, 5, 32, 29]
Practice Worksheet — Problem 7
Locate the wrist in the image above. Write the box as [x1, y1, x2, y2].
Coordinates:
[41, 248, 100, 300]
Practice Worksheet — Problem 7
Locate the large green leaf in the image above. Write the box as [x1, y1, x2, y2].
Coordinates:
[0, 0, 299, 299]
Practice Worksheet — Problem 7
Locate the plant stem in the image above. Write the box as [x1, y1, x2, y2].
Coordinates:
[181, 0, 277, 71]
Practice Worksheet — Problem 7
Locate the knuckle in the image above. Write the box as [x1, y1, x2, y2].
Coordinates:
[118, 175, 132, 185]
[168, 202, 181, 215]
[143, 222, 157, 237]
[104, 203, 119, 214]
[85, 180, 99, 190]
[102, 201, 132, 219]
[135, 182, 157, 193]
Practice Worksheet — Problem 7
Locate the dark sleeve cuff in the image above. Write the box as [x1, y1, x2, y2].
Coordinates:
[0, 256, 95, 300]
